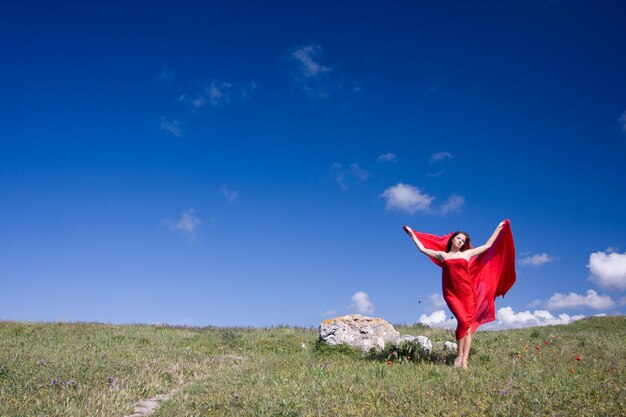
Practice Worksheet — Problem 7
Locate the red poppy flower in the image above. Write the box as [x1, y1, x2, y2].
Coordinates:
[387, 361, 393, 365]
[543, 340, 549, 345]
[570, 368, 575, 374]
[392, 351, 397, 356]
[576, 356, 582, 361]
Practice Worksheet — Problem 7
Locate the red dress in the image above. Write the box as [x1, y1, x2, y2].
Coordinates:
[411, 220, 516, 340]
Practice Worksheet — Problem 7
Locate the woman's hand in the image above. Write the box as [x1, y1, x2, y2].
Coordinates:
[403, 225, 414, 236]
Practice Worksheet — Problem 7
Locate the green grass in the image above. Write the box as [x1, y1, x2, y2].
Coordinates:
[1, 317, 624, 416]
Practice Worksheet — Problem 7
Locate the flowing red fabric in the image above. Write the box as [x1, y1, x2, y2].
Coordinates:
[410, 220, 516, 340]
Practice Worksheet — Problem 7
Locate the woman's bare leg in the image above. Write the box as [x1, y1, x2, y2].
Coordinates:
[454, 337, 464, 367]
[461, 327, 472, 368]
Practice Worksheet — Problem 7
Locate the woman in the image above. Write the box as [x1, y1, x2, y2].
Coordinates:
[403, 220, 516, 369]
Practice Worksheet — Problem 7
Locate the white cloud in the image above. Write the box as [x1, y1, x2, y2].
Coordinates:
[418, 306, 588, 331]
[380, 184, 463, 216]
[426, 293, 447, 310]
[418, 310, 457, 329]
[618, 110, 626, 133]
[292, 44, 332, 78]
[519, 253, 554, 267]
[429, 152, 452, 164]
[179, 80, 254, 108]
[441, 194, 465, 215]
[588, 250, 626, 290]
[191, 97, 206, 107]
[331, 163, 370, 190]
[221, 186, 239, 202]
[285, 44, 336, 100]
[320, 309, 337, 317]
[485, 307, 585, 330]
[545, 289, 615, 310]
[381, 183, 434, 214]
[208, 80, 233, 106]
[170, 209, 201, 237]
[378, 153, 398, 163]
[160, 118, 182, 137]
[349, 164, 369, 181]
[347, 291, 374, 314]
[427, 170, 445, 178]
[417, 294, 459, 328]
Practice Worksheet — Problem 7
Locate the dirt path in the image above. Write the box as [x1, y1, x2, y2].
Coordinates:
[123, 388, 183, 417]
[122, 354, 247, 417]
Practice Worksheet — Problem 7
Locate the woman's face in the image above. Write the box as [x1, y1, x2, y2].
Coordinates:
[451, 233, 467, 251]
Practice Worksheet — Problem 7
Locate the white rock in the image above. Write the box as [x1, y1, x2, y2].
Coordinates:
[397, 335, 432, 355]
[319, 314, 401, 352]
[444, 341, 458, 351]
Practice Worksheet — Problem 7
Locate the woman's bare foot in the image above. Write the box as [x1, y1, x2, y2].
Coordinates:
[462, 362, 468, 369]
[454, 356, 463, 368]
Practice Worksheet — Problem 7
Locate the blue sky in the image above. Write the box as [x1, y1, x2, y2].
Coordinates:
[1, 1, 625, 328]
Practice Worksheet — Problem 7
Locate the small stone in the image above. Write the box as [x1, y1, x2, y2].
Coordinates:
[397, 335, 432, 356]
[444, 341, 458, 351]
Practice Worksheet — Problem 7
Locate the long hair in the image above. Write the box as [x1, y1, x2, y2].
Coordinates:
[446, 231, 471, 252]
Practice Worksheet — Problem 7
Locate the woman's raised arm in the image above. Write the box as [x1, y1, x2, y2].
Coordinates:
[403, 226, 445, 261]
[465, 221, 506, 257]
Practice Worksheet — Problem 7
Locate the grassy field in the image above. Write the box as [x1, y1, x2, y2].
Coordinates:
[1, 317, 624, 416]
